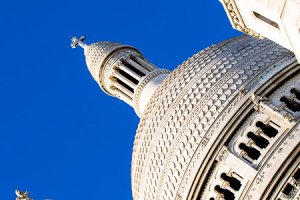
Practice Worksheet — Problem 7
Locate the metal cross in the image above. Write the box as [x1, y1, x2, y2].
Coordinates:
[71, 36, 88, 49]
[15, 190, 33, 200]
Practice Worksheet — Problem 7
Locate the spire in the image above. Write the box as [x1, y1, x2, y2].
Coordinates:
[71, 36, 88, 49]
[72, 36, 170, 117]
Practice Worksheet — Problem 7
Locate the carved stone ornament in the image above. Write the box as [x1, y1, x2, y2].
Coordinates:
[220, 0, 263, 39]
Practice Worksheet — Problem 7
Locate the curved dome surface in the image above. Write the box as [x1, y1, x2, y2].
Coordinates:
[131, 35, 299, 200]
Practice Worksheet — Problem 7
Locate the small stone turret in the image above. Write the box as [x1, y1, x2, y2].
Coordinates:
[71, 36, 170, 116]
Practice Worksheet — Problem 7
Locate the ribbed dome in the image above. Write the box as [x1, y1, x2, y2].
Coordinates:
[131, 35, 296, 200]
[83, 42, 138, 87]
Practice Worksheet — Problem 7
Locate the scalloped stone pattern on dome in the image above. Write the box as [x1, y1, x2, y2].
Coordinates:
[131, 35, 292, 200]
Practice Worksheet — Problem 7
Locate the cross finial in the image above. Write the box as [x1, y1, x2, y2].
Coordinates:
[71, 36, 88, 49]
[15, 190, 33, 200]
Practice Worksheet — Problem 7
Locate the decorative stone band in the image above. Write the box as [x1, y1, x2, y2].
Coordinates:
[133, 69, 170, 116]
[219, 0, 263, 39]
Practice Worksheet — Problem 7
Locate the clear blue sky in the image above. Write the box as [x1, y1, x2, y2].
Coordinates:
[0, 0, 240, 199]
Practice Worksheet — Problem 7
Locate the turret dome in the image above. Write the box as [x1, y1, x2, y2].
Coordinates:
[72, 36, 170, 116]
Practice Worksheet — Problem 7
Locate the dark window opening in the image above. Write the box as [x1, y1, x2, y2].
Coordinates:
[221, 173, 241, 191]
[256, 121, 278, 138]
[122, 59, 145, 77]
[282, 183, 294, 195]
[280, 96, 300, 112]
[117, 69, 139, 85]
[293, 168, 300, 180]
[116, 78, 134, 93]
[215, 185, 235, 200]
[247, 132, 269, 148]
[253, 11, 279, 29]
[239, 143, 261, 160]
[291, 88, 300, 100]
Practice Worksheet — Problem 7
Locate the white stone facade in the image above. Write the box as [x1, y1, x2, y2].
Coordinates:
[75, 25, 300, 200]
[220, 0, 300, 63]
[131, 35, 300, 200]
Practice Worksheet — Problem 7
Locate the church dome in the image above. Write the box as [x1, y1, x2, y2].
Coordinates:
[131, 35, 299, 200]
